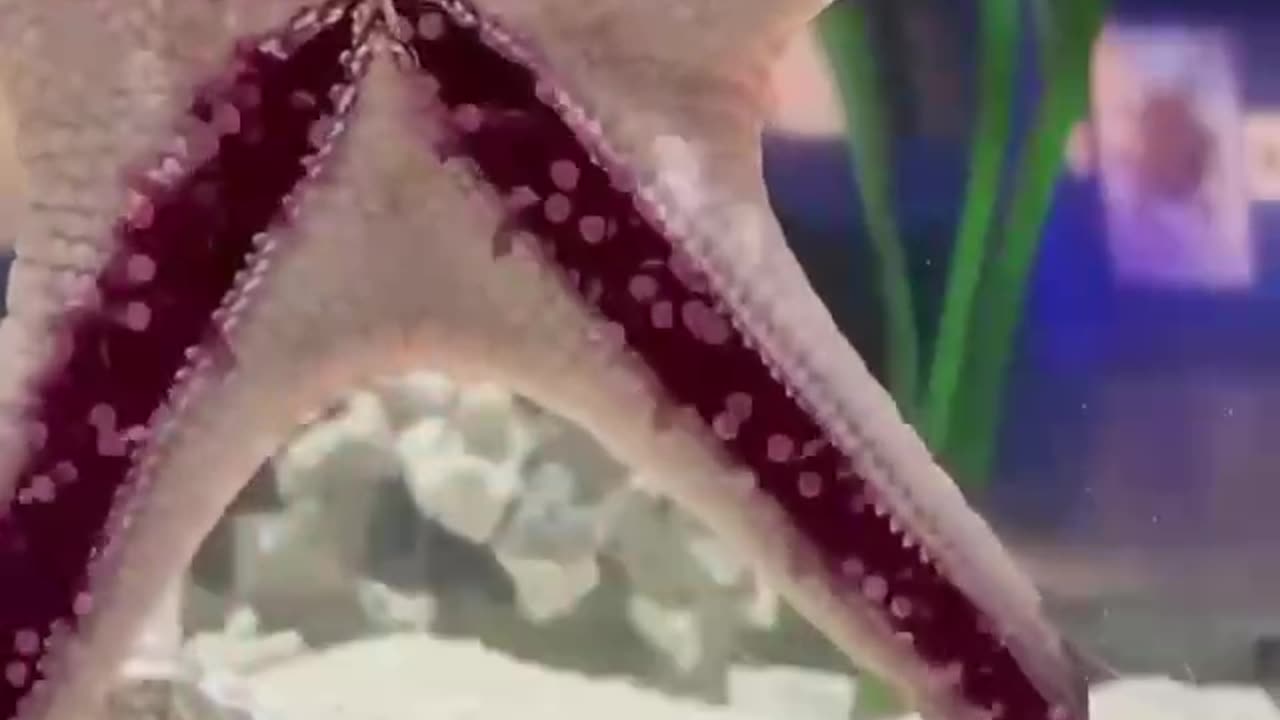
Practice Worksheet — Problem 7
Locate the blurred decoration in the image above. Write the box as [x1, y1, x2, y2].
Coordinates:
[1244, 112, 1280, 202]
[1091, 24, 1253, 290]
[815, 0, 1106, 714]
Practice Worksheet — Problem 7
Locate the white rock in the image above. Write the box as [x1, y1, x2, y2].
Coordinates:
[399, 451, 519, 544]
[453, 383, 522, 462]
[727, 665, 855, 720]
[627, 595, 703, 675]
[687, 534, 747, 588]
[493, 462, 602, 565]
[275, 391, 400, 503]
[224, 605, 260, 640]
[395, 415, 462, 457]
[185, 629, 307, 676]
[1088, 677, 1279, 720]
[372, 371, 458, 431]
[396, 385, 538, 543]
[496, 553, 601, 624]
[231, 509, 352, 598]
[356, 580, 436, 633]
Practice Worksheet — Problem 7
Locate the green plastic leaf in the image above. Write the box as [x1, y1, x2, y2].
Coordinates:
[941, 0, 1107, 484]
[921, 0, 1021, 460]
[817, 1, 920, 412]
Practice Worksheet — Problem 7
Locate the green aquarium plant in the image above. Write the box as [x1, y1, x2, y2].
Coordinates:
[815, 0, 1104, 715]
[920, 0, 1021, 451]
[940, 0, 1107, 488]
[816, 1, 920, 414]
[817, 0, 1104, 489]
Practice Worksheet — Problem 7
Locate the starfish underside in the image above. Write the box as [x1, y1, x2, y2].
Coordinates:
[0, 2, 1089, 719]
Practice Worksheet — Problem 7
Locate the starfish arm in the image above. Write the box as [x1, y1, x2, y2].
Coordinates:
[427, 2, 1088, 715]
[0, 2, 1088, 720]
[0, 0, 328, 392]
[0, 2, 375, 716]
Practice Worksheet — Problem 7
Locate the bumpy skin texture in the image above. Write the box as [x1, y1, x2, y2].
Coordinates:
[0, 2, 1087, 720]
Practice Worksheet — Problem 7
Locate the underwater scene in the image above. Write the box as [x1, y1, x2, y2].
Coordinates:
[2, 0, 1280, 718]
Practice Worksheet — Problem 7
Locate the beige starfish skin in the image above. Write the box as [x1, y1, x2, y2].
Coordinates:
[0, 2, 1086, 719]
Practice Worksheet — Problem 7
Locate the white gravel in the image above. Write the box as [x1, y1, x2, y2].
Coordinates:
[247, 634, 742, 720]
[240, 633, 1280, 720]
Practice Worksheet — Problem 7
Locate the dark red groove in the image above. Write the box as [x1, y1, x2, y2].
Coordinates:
[392, 1, 1055, 717]
[0, 3, 366, 715]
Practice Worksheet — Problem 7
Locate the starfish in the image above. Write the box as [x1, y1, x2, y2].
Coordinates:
[0, 1, 1089, 719]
